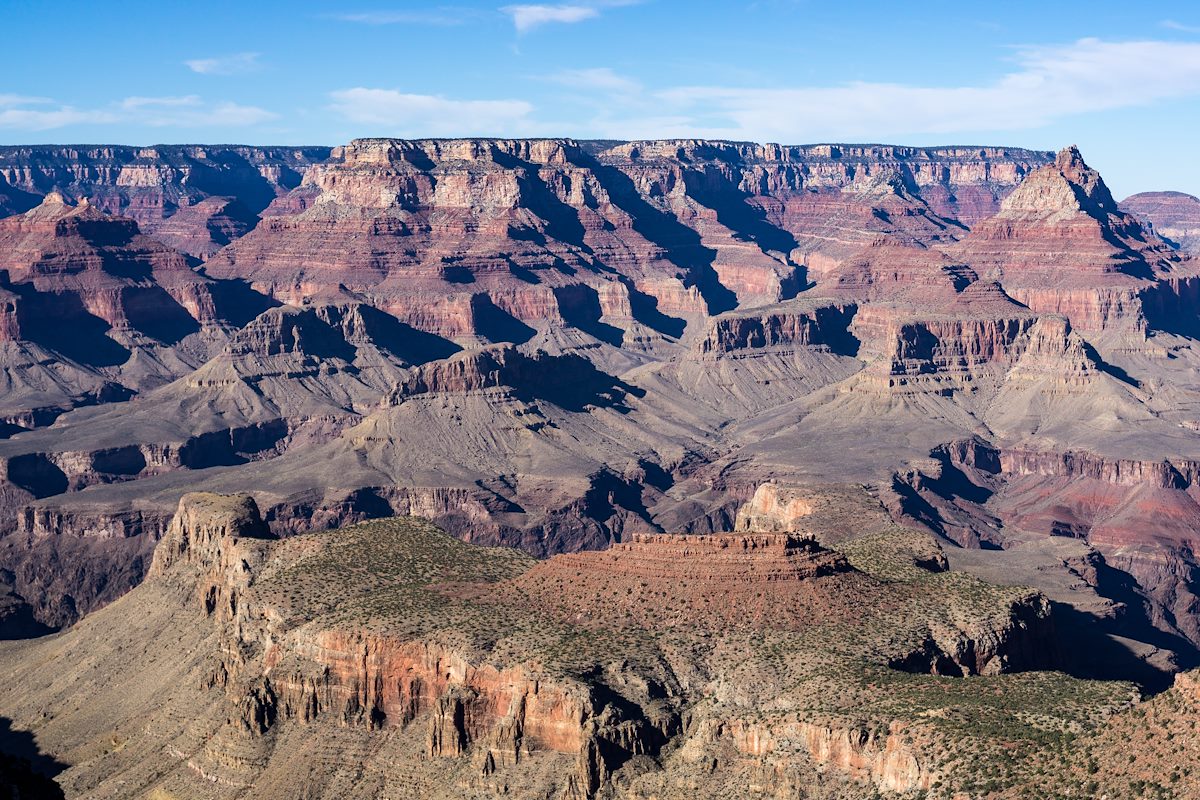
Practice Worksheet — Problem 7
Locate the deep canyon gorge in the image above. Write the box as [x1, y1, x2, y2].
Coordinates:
[0, 137, 1199, 798]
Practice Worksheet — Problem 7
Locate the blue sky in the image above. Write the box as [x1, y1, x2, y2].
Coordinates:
[3, 0, 1200, 197]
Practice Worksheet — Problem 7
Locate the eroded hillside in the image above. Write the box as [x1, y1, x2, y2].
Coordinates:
[0, 138, 1196, 715]
[0, 492, 1165, 800]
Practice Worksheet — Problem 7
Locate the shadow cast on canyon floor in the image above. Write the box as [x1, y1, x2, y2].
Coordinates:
[584, 157, 738, 316]
[514, 352, 645, 413]
[0, 717, 66, 799]
[1049, 602, 1196, 694]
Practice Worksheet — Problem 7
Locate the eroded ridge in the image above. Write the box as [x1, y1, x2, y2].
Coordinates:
[607, 531, 847, 582]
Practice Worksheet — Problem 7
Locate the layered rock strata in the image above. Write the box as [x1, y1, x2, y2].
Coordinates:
[0, 492, 1086, 799]
[1122, 191, 1200, 255]
[0, 144, 331, 251]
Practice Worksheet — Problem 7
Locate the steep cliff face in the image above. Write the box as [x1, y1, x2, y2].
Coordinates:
[892, 437, 1200, 668]
[147, 195, 260, 258]
[203, 138, 791, 338]
[0, 501, 171, 629]
[595, 140, 1050, 225]
[0, 192, 219, 336]
[1, 139, 1198, 728]
[0, 190, 278, 432]
[734, 483, 817, 532]
[200, 138, 1050, 344]
[0, 144, 331, 254]
[502, 532, 863, 632]
[388, 344, 625, 406]
[697, 301, 857, 355]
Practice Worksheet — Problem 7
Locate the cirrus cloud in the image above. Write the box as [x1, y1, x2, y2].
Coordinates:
[501, 4, 598, 33]
[328, 88, 535, 136]
[185, 52, 261, 76]
[1161, 19, 1200, 34]
[0, 94, 275, 131]
[647, 39, 1200, 142]
[546, 67, 641, 94]
[326, 39, 1200, 143]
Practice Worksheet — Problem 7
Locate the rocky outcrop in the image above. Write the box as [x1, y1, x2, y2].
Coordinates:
[200, 138, 1050, 342]
[598, 140, 1050, 225]
[0, 190, 286, 432]
[852, 302, 1037, 378]
[152, 498, 680, 799]
[149, 492, 271, 577]
[0, 140, 1197, 729]
[1122, 191, 1200, 255]
[1176, 669, 1200, 701]
[0, 490, 1116, 800]
[733, 483, 816, 531]
[148, 196, 259, 258]
[682, 716, 934, 794]
[387, 345, 632, 411]
[997, 448, 1199, 489]
[889, 591, 1058, 676]
[608, 531, 848, 579]
[895, 437, 1200, 660]
[697, 302, 857, 355]
[159, 503, 1062, 797]
[0, 502, 170, 629]
[502, 529, 954, 635]
[0, 192, 220, 337]
[254, 630, 678, 797]
[388, 345, 539, 397]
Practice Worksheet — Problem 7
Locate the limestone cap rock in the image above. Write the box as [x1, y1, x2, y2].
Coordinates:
[149, 492, 272, 577]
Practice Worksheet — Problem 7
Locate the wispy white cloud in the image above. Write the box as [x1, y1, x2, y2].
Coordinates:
[501, 4, 597, 33]
[1162, 19, 1200, 33]
[0, 95, 275, 131]
[120, 95, 203, 110]
[546, 67, 641, 94]
[328, 88, 535, 136]
[327, 40, 1200, 142]
[0, 106, 116, 131]
[131, 98, 276, 127]
[502, 0, 640, 33]
[185, 52, 261, 75]
[333, 8, 473, 25]
[0, 94, 53, 107]
[645, 38, 1200, 141]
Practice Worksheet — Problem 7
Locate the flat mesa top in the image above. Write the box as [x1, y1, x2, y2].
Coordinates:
[616, 532, 818, 551]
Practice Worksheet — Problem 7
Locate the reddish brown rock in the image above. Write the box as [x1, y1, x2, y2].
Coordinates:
[148, 196, 259, 258]
[697, 300, 856, 355]
[1121, 191, 1200, 255]
[0, 144, 330, 253]
[0, 191, 218, 341]
[203, 139, 1052, 343]
[501, 531, 871, 631]
[948, 146, 1200, 333]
